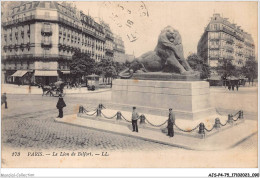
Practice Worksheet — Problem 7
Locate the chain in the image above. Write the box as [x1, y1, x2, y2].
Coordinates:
[82, 107, 98, 113]
[145, 118, 168, 127]
[83, 109, 97, 116]
[233, 111, 240, 117]
[204, 125, 215, 132]
[101, 111, 117, 119]
[121, 115, 132, 123]
[220, 120, 228, 126]
[232, 116, 240, 122]
[174, 123, 200, 132]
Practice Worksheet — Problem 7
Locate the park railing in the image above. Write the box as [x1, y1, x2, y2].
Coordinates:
[78, 104, 244, 139]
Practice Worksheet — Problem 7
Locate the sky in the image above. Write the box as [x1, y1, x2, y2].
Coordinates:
[71, 2, 257, 58]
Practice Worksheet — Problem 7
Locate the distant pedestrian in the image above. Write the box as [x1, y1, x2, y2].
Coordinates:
[167, 108, 175, 137]
[228, 83, 231, 91]
[1, 93, 8, 109]
[56, 94, 66, 118]
[29, 82, 32, 93]
[236, 84, 239, 91]
[131, 106, 139, 132]
[232, 85, 234, 91]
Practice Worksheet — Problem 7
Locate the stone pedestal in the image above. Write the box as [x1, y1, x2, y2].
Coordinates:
[112, 79, 215, 120]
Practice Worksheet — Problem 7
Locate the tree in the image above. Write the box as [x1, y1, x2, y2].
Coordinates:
[69, 52, 96, 82]
[215, 58, 237, 80]
[95, 58, 117, 84]
[241, 57, 258, 85]
[187, 53, 210, 79]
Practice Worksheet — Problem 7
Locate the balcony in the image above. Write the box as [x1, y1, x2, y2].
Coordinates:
[225, 46, 234, 53]
[105, 48, 114, 54]
[2, 15, 36, 27]
[224, 55, 234, 60]
[41, 40, 52, 48]
[41, 28, 52, 36]
[106, 34, 114, 41]
[58, 17, 81, 31]
[82, 27, 95, 37]
[225, 38, 234, 44]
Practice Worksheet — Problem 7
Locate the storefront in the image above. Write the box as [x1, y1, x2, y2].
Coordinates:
[34, 70, 58, 85]
[11, 70, 33, 85]
[59, 70, 71, 83]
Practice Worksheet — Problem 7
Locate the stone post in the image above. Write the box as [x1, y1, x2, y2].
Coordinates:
[79, 106, 82, 113]
[214, 118, 221, 130]
[227, 114, 233, 125]
[139, 115, 146, 124]
[116, 111, 122, 120]
[96, 108, 101, 117]
[199, 123, 205, 138]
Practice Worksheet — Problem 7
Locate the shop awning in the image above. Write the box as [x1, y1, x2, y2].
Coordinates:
[35, 70, 58, 76]
[61, 70, 70, 74]
[11, 70, 28, 77]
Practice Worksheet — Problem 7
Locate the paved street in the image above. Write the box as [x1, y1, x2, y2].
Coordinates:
[1, 94, 173, 151]
[1, 85, 258, 151]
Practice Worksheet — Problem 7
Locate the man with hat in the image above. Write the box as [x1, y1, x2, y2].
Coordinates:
[56, 94, 66, 118]
[1, 92, 8, 109]
[167, 108, 175, 137]
[131, 106, 139, 132]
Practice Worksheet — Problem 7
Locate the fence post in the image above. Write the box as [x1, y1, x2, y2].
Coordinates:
[116, 111, 122, 120]
[214, 118, 221, 130]
[96, 108, 101, 117]
[239, 110, 244, 120]
[79, 106, 83, 114]
[139, 115, 146, 124]
[199, 123, 205, 138]
[227, 114, 233, 125]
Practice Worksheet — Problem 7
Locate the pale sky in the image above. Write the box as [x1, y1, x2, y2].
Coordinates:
[73, 1, 258, 59]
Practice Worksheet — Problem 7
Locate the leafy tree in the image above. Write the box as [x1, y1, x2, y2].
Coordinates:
[69, 52, 96, 82]
[215, 58, 237, 80]
[241, 57, 258, 85]
[95, 58, 117, 84]
[187, 53, 210, 79]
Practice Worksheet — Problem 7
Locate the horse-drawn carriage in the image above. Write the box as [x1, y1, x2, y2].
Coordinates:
[37, 81, 66, 97]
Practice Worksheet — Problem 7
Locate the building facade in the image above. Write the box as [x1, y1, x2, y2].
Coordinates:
[113, 34, 126, 63]
[1, 1, 108, 85]
[100, 21, 114, 60]
[197, 13, 255, 68]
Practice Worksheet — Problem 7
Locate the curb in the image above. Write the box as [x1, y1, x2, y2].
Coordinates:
[54, 118, 194, 150]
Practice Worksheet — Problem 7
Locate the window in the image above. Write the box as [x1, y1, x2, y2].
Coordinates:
[45, 2, 50, 8]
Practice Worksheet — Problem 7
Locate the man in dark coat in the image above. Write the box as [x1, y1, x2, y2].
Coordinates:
[1, 93, 8, 109]
[56, 94, 66, 118]
[167, 108, 175, 137]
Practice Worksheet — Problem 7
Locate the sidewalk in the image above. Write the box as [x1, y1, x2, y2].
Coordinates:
[55, 108, 257, 151]
[1, 84, 111, 95]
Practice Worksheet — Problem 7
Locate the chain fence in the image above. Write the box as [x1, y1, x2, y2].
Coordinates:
[174, 123, 200, 133]
[101, 111, 117, 120]
[78, 104, 244, 135]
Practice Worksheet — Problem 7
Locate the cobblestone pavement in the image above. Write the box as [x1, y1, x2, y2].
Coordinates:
[2, 86, 258, 151]
[2, 94, 173, 151]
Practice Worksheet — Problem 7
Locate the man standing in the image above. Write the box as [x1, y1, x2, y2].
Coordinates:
[132, 107, 139, 132]
[1, 93, 8, 109]
[56, 94, 66, 118]
[167, 108, 175, 137]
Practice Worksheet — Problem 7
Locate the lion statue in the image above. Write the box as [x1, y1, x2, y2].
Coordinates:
[119, 26, 194, 78]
